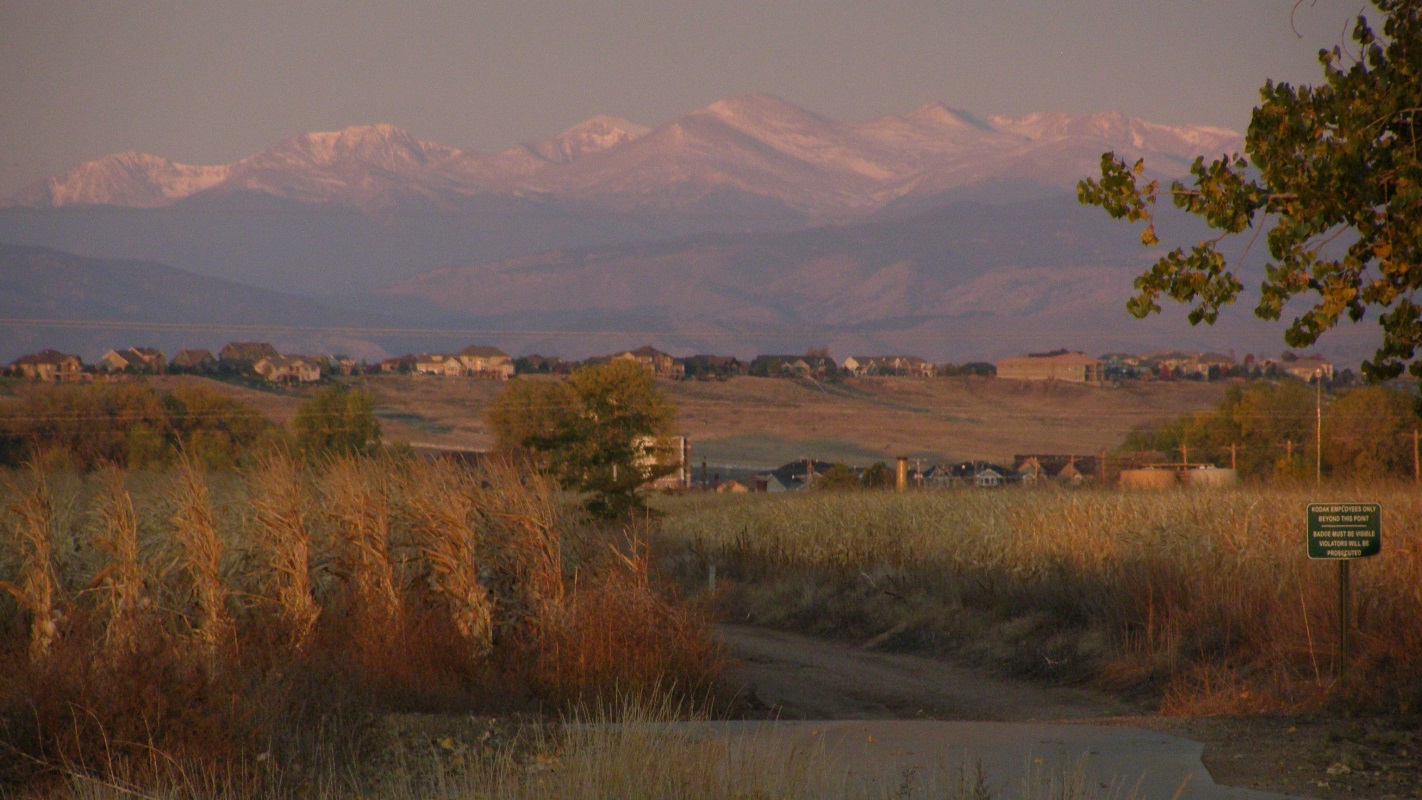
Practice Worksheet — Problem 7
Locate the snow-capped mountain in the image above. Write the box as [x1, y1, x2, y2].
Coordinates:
[7, 152, 231, 209]
[4, 95, 1241, 216]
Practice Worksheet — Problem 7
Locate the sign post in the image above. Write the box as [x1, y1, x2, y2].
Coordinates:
[1306, 503, 1381, 685]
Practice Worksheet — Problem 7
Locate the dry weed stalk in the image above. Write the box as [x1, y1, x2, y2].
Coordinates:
[92, 467, 147, 657]
[484, 458, 566, 639]
[247, 452, 320, 649]
[323, 455, 402, 633]
[402, 459, 494, 659]
[169, 454, 234, 658]
[1, 459, 61, 663]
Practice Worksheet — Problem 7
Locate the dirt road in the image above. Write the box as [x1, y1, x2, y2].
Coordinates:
[716, 625, 1419, 800]
[720, 624, 1138, 722]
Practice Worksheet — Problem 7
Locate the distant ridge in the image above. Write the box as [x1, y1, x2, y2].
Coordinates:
[4, 95, 1241, 217]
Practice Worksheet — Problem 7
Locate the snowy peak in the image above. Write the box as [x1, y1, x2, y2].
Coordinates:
[529, 115, 650, 164]
[989, 111, 1240, 159]
[904, 102, 993, 132]
[6, 151, 229, 209]
[696, 92, 835, 135]
[3, 97, 1243, 213]
[241, 124, 462, 172]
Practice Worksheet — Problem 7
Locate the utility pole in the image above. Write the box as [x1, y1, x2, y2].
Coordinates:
[1230, 442, 1237, 471]
[1316, 370, 1323, 484]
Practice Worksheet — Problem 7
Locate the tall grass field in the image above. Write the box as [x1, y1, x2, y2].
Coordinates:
[0, 454, 722, 797]
[656, 483, 1422, 714]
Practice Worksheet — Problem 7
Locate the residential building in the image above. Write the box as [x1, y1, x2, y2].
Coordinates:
[414, 353, 467, 376]
[613, 346, 685, 378]
[457, 345, 515, 379]
[100, 346, 166, 374]
[1282, 355, 1334, 382]
[253, 354, 321, 383]
[9, 349, 84, 381]
[842, 355, 936, 377]
[750, 354, 838, 378]
[995, 350, 1104, 384]
[171, 349, 217, 372]
[219, 342, 279, 372]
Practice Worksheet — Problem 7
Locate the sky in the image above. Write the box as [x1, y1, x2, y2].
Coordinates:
[0, 1, 1370, 197]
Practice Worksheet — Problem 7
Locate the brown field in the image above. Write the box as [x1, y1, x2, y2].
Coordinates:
[334, 373, 1229, 466]
[79, 373, 1231, 466]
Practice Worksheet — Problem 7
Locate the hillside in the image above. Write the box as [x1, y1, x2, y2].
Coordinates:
[0, 244, 397, 362]
[344, 373, 1229, 468]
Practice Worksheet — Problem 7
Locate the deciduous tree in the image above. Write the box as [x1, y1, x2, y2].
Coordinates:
[486, 360, 677, 517]
[1080, 2, 1422, 388]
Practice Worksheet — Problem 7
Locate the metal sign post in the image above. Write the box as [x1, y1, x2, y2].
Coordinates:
[1306, 503, 1382, 685]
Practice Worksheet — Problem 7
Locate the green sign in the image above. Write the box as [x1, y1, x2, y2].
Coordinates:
[1306, 503, 1381, 559]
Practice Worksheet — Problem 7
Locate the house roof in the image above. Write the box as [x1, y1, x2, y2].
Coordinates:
[628, 345, 672, 359]
[172, 349, 215, 366]
[220, 342, 278, 361]
[458, 345, 510, 359]
[11, 349, 81, 367]
[997, 351, 1099, 366]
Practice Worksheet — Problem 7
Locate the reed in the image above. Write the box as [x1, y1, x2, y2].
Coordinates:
[400, 458, 494, 659]
[1, 457, 61, 663]
[246, 451, 320, 650]
[657, 483, 1422, 711]
[168, 454, 234, 660]
[91, 467, 146, 658]
[322, 454, 402, 641]
[482, 458, 567, 643]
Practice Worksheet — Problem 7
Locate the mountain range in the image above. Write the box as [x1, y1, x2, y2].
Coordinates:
[5, 94, 1375, 366]
[5, 94, 1240, 218]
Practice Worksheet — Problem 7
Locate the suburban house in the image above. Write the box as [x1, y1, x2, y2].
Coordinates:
[842, 355, 936, 377]
[750, 354, 838, 378]
[516, 353, 572, 374]
[1282, 355, 1335, 382]
[99, 346, 166, 374]
[253, 354, 321, 383]
[681, 354, 747, 380]
[9, 350, 84, 381]
[219, 342, 279, 372]
[1014, 454, 1099, 485]
[380, 354, 417, 373]
[170, 349, 217, 372]
[755, 459, 840, 491]
[457, 345, 515, 379]
[414, 353, 467, 377]
[613, 346, 685, 379]
[995, 350, 1104, 384]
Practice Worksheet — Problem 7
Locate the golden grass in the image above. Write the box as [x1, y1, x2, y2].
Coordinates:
[1, 458, 60, 663]
[656, 483, 1422, 712]
[0, 455, 727, 797]
[322, 454, 402, 641]
[340, 372, 1230, 464]
[246, 451, 322, 650]
[168, 454, 234, 660]
[91, 468, 146, 658]
[399, 458, 495, 659]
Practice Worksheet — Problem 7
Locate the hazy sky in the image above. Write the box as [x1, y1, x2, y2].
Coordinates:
[0, 1, 1368, 196]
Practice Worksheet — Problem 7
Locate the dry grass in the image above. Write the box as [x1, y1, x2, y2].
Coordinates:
[399, 458, 494, 660]
[90, 469, 146, 658]
[168, 454, 234, 661]
[1, 458, 61, 663]
[332, 372, 1230, 464]
[246, 451, 322, 650]
[656, 483, 1422, 713]
[0, 455, 726, 797]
